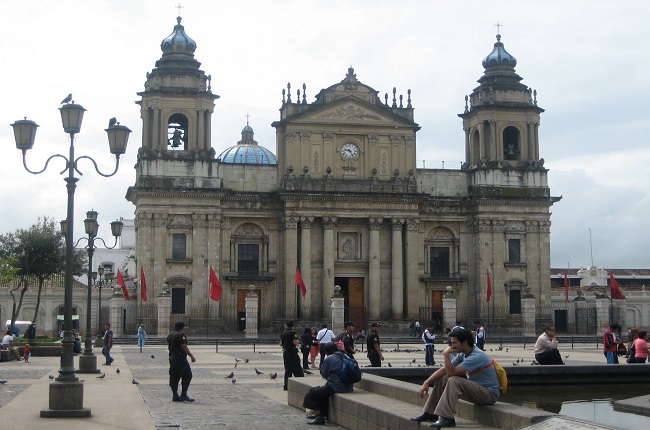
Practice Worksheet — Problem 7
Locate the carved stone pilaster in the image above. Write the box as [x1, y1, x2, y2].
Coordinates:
[539, 221, 551, 232]
[477, 219, 491, 232]
[367, 134, 379, 143]
[525, 220, 539, 232]
[492, 219, 505, 232]
[391, 218, 405, 230]
[281, 214, 299, 229]
[368, 217, 383, 230]
[389, 135, 401, 143]
[154, 213, 168, 227]
[300, 217, 313, 229]
[323, 217, 337, 229]
[208, 214, 220, 228]
[406, 219, 420, 231]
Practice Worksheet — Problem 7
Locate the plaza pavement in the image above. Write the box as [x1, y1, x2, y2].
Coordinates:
[0, 338, 613, 430]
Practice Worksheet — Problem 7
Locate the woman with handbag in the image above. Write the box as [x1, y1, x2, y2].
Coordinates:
[301, 327, 313, 370]
[626, 328, 639, 364]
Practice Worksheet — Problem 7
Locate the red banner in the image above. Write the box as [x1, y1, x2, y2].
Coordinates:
[117, 270, 130, 301]
[209, 266, 222, 301]
[140, 266, 148, 302]
[486, 268, 492, 302]
[610, 273, 625, 300]
[296, 267, 307, 298]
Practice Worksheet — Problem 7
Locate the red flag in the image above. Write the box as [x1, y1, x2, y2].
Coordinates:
[564, 271, 570, 303]
[117, 270, 130, 301]
[610, 273, 625, 300]
[209, 266, 222, 301]
[140, 266, 148, 302]
[296, 266, 307, 298]
[486, 268, 492, 302]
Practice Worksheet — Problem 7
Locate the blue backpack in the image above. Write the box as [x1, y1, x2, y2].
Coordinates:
[337, 352, 362, 384]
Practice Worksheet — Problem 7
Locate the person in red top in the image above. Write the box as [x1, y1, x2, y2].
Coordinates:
[632, 330, 650, 363]
[603, 323, 622, 364]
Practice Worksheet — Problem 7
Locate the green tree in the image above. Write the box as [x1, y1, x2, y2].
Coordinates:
[0, 217, 86, 331]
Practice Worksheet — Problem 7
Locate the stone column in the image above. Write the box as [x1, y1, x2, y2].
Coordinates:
[300, 217, 313, 312]
[157, 284, 172, 337]
[596, 297, 613, 335]
[152, 107, 161, 148]
[368, 218, 382, 320]
[331, 285, 345, 335]
[109, 287, 125, 337]
[245, 287, 259, 339]
[322, 217, 336, 312]
[521, 294, 536, 337]
[405, 219, 420, 318]
[283, 215, 299, 316]
[391, 219, 404, 319]
[442, 287, 457, 332]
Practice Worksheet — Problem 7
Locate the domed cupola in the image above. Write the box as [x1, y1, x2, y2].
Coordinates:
[218, 122, 277, 165]
[161, 16, 197, 56]
[482, 34, 517, 70]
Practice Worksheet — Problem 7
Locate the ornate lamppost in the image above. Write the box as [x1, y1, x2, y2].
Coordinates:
[11, 99, 130, 417]
[93, 265, 114, 334]
[61, 210, 122, 374]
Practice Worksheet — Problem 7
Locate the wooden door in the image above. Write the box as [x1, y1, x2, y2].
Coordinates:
[348, 277, 365, 327]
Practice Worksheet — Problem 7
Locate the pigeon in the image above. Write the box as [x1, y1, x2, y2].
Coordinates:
[61, 93, 72, 104]
[255, 368, 263, 375]
[0, 380, 7, 384]
[108, 117, 117, 127]
[97, 374, 106, 379]
[411, 358, 416, 363]
[387, 363, 392, 367]
[49, 375, 55, 380]
[506, 348, 509, 353]
[235, 358, 241, 363]
[565, 355, 569, 359]
[116, 368, 120, 374]
[244, 359, 249, 363]
[132, 379, 140, 385]
[151, 355, 155, 359]
[225, 372, 234, 379]
[497, 346, 503, 351]
[231, 378, 236, 384]
[516, 359, 520, 363]
[512, 362, 518, 366]
[233, 362, 238, 368]
[269, 372, 278, 380]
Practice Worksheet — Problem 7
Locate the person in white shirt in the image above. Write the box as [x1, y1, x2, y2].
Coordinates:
[2, 330, 22, 361]
[316, 323, 336, 368]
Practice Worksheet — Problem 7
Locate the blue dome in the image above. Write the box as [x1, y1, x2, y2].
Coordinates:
[161, 17, 196, 55]
[482, 34, 517, 69]
[217, 123, 277, 165]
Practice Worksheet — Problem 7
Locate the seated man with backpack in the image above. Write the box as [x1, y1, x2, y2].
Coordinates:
[302, 341, 359, 425]
[411, 329, 501, 428]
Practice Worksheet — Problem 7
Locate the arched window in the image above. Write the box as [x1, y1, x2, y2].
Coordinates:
[503, 126, 520, 160]
[167, 113, 189, 150]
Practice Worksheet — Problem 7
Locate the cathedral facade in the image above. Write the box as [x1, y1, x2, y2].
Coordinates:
[125, 18, 559, 331]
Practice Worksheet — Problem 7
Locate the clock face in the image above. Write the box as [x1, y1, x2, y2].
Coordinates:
[340, 142, 359, 159]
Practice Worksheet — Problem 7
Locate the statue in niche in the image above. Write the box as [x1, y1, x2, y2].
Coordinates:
[341, 236, 356, 259]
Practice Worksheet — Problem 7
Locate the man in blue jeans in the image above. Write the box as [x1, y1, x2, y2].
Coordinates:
[102, 323, 114, 365]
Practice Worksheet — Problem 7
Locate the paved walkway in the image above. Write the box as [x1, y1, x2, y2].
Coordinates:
[0, 339, 615, 429]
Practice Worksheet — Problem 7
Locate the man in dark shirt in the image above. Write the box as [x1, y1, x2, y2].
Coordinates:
[102, 323, 114, 365]
[280, 320, 304, 391]
[340, 321, 356, 357]
[366, 322, 384, 367]
[167, 321, 196, 402]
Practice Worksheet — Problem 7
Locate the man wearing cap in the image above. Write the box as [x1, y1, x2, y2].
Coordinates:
[280, 321, 304, 390]
[316, 323, 336, 368]
[366, 323, 384, 367]
[339, 321, 357, 357]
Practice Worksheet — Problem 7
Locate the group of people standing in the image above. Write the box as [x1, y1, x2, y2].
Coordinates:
[603, 323, 650, 364]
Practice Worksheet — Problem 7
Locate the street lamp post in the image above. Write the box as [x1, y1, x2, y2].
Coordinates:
[94, 265, 114, 335]
[11, 100, 130, 418]
[61, 211, 122, 374]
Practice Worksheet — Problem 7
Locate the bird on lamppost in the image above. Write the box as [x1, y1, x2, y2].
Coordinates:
[11, 97, 130, 418]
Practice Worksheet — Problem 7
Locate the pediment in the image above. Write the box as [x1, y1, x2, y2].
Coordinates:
[292, 97, 414, 127]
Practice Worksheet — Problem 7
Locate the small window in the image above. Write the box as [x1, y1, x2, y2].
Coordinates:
[172, 234, 187, 260]
[509, 289, 521, 314]
[508, 239, 521, 264]
[238, 244, 259, 275]
[430, 247, 450, 278]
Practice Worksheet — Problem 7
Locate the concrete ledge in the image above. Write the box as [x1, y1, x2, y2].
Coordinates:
[289, 374, 556, 430]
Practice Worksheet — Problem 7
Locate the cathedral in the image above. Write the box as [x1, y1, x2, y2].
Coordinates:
[125, 17, 559, 332]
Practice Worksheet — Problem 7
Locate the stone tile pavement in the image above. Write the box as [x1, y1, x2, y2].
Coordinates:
[0, 338, 611, 430]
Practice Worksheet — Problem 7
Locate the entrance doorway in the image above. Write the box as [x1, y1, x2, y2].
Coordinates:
[430, 290, 445, 332]
[334, 277, 365, 328]
[237, 289, 261, 332]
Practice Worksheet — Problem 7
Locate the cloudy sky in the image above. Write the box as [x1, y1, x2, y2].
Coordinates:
[1, 0, 648, 269]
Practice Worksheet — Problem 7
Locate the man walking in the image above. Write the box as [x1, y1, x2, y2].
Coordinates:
[534, 325, 564, 365]
[280, 321, 304, 391]
[366, 323, 384, 367]
[316, 323, 335, 368]
[411, 329, 500, 428]
[167, 321, 196, 402]
[340, 321, 357, 357]
[101, 323, 114, 365]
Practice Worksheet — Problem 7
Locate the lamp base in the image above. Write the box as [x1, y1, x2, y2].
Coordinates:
[40, 381, 91, 418]
[77, 354, 100, 374]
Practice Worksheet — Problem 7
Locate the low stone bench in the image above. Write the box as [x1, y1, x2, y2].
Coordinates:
[288, 373, 555, 430]
[16, 344, 62, 357]
[0, 349, 12, 362]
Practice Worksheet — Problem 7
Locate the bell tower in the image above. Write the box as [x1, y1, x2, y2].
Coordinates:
[459, 33, 544, 171]
[136, 16, 218, 162]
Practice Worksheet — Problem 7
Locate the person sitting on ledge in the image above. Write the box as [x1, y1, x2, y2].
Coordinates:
[534, 325, 564, 365]
[411, 329, 500, 428]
